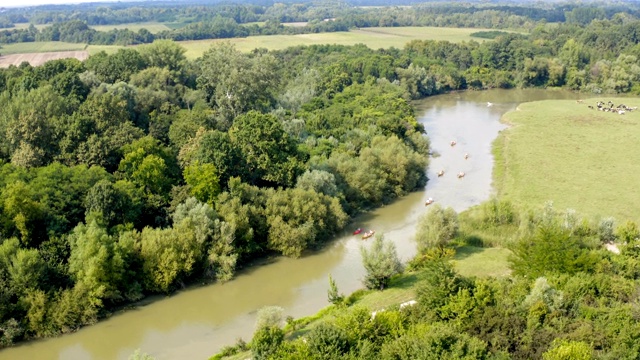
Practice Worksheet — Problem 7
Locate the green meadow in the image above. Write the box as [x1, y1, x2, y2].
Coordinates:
[0, 41, 87, 54]
[176, 27, 496, 59]
[80, 26, 498, 58]
[4, 26, 501, 59]
[494, 98, 640, 223]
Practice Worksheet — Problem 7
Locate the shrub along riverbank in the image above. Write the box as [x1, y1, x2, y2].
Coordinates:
[215, 200, 640, 359]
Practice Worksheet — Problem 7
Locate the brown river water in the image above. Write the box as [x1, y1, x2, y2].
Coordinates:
[0, 89, 582, 360]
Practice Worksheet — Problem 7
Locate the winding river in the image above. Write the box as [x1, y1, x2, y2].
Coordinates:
[0, 89, 582, 360]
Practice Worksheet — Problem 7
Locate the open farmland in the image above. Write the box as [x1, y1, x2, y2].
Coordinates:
[0, 41, 87, 55]
[4, 26, 504, 64]
[175, 26, 499, 59]
[90, 22, 173, 33]
[493, 98, 640, 223]
[0, 51, 89, 68]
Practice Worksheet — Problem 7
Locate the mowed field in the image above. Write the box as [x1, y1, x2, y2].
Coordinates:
[493, 98, 640, 223]
[0, 51, 89, 68]
[0, 42, 89, 67]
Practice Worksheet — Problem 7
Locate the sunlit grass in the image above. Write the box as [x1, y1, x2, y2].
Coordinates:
[452, 246, 512, 278]
[5, 26, 507, 60]
[494, 98, 640, 223]
[176, 26, 498, 59]
[0, 41, 87, 54]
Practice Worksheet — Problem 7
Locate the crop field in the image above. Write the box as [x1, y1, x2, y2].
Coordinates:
[0, 50, 89, 68]
[91, 22, 173, 33]
[494, 98, 640, 223]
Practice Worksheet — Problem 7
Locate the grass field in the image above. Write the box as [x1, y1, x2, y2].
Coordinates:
[172, 26, 498, 59]
[453, 246, 512, 278]
[6, 26, 503, 60]
[494, 98, 640, 223]
[90, 22, 172, 34]
[0, 41, 87, 55]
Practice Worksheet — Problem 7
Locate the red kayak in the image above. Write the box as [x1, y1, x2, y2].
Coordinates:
[353, 228, 363, 235]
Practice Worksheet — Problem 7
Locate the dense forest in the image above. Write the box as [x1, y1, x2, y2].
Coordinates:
[2, 0, 640, 353]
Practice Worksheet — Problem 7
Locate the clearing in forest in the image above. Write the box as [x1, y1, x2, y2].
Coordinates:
[493, 98, 640, 223]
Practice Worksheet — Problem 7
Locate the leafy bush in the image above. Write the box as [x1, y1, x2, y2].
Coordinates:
[306, 322, 351, 359]
[251, 326, 284, 360]
[360, 236, 404, 290]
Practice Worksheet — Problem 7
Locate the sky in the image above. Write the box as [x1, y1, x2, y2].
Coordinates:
[2, 0, 114, 8]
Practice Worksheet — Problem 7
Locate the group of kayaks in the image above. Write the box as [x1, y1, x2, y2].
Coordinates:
[353, 228, 375, 240]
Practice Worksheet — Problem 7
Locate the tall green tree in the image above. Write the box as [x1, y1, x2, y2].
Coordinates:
[415, 204, 459, 253]
[229, 111, 303, 187]
[360, 235, 403, 290]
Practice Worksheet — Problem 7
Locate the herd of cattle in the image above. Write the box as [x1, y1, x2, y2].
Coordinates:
[580, 100, 638, 114]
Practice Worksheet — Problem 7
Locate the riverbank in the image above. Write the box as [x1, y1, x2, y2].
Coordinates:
[212, 242, 512, 360]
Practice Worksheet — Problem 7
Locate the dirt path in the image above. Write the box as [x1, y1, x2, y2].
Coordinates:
[0, 50, 89, 68]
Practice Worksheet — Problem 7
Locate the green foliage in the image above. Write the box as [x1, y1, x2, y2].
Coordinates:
[183, 162, 221, 204]
[479, 199, 516, 228]
[266, 187, 348, 257]
[360, 236, 403, 290]
[251, 326, 284, 360]
[68, 221, 126, 304]
[543, 340, 592, 360]
[197, 43, 279, 120]
[509, 223, 598, 278]
[229, 111, 302, 187]
[616, 220, 640, 244]
[129, 349, 156, 360]
[416, 260, 470, 312]
[255, 306, 284, 331]
[380, 323, 488, 360]
[306, 321, 351, 359]
[415, 204, 459, 253]
[470, 31, 512, 39]
[327, 274, 344, 306]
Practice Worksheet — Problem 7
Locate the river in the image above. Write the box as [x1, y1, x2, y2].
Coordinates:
[0, 89, 582, 360]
